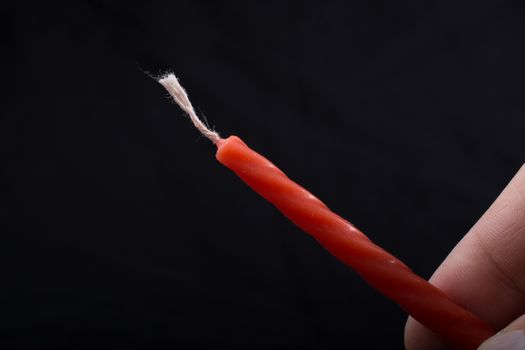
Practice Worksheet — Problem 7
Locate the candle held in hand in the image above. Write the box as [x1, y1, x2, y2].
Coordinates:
[158, 73, 495, 350]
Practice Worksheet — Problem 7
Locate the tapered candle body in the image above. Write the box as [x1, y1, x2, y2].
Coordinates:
[216, 135, 495, 350]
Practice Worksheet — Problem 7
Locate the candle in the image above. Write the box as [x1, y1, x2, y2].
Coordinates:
[158, 73, 495, 349]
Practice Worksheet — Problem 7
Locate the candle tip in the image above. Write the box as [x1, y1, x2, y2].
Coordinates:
[158, 73, 221, 144]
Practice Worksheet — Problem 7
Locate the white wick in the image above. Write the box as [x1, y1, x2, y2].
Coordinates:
[158, 73, 221, 143]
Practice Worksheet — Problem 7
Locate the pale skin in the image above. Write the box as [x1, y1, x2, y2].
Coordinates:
[405, 164, 525, 349]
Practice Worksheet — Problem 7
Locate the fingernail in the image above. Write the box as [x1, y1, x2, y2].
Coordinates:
[478, 330, 525, 350]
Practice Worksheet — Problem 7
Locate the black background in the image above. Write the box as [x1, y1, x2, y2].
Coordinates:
[3, 1, 525, 349]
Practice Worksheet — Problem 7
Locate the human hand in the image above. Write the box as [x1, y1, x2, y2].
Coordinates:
[404, 164, 525, 350]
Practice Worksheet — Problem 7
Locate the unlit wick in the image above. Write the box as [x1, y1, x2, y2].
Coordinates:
[159, 74, 221, 143]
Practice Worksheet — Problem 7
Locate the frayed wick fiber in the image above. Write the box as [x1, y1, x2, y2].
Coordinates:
[158, 73, 221, 143]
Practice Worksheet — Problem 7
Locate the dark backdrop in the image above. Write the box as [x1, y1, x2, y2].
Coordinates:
[3, 1, 525, 349]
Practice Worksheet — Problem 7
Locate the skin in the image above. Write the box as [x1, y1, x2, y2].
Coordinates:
[499, 314, 525, 334]
[405, 164, 525, 349]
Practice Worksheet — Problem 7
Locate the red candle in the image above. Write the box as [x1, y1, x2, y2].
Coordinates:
[159, 74, 495, 349]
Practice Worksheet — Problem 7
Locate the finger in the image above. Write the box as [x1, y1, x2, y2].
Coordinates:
[504, 314, 525, 333]
[405, 163, 525, 350]
[477, 314, 525, 350]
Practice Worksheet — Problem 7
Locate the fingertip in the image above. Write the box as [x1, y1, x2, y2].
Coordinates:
[404, 316, 452, 350]
[477, 315, 525, 350]
[503, 314, 525, 334]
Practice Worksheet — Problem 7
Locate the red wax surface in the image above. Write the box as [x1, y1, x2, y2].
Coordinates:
[215, 135, 495, 350]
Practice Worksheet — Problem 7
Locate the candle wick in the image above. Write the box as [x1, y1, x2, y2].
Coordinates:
[158, 73, 221, 143]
